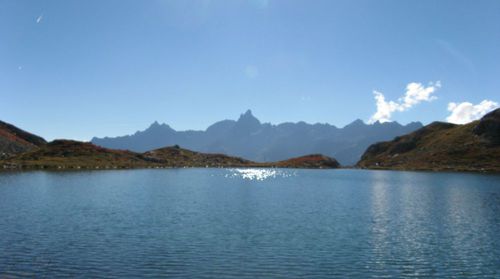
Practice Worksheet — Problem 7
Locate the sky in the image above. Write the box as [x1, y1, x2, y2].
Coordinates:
[1, 0, 499, 141]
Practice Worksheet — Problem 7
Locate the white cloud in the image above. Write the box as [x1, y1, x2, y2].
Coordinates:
[369, 81, 441, 123]
[36, 14, 43, 23]
[369, 91, 400, 123]
[244, 65, 259, 79]
[446, 100, 498, 124]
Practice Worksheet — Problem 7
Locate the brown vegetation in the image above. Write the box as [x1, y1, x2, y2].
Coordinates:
[1, 140, 340, 170]
[357, 109, 500, 173]
[0, 120, 47, 158]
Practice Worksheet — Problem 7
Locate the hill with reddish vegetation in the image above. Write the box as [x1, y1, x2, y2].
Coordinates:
[269, 154, 340, 169]
[142, 146, 253, 168]
[0, 120, 47, 158]
[2, 140, 152, 169]
[357, 108, 500, 172]
[1, 140, 340, 170]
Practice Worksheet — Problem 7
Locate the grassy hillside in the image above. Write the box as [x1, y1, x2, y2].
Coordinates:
[1, 141, 340, 170]
[357, 109, 500, 172]
[0, 120, 47, 158]
[2, 140, 153, 169]
[142, 146, 253, 167]
[267, 154, 340, 169]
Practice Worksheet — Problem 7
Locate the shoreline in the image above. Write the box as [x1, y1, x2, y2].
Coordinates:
[2, 165, 500, 175]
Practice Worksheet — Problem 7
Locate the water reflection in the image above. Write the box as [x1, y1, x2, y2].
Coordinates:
[369, 171, 392, 273]
[367, 170, 500, 277]
[0, 169, 499, 277]
[225, 168, 296, 181]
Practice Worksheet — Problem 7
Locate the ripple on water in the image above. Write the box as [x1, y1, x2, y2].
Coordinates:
[0, 169, 499, 278]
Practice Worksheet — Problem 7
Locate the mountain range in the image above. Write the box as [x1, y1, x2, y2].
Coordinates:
[0, 119, 339, 170]
[1, 109, 499, 172]
[92, 110, 423, 166]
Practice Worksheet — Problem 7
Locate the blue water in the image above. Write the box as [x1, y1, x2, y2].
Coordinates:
[0, 169, 499, 278]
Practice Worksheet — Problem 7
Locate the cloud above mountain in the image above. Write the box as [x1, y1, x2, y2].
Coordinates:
[369, 81, 441, 123]
[446, 100, 498, 124]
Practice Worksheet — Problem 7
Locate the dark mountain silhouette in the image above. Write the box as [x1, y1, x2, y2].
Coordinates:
[91, 110, 423, 166]
[357, 108, 500, 172]
[0, 120, 47, 158]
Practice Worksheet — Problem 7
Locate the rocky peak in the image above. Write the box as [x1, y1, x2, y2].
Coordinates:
[235, 110, 261, 132]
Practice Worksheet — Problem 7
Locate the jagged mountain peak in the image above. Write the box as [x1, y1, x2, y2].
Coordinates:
[243, 109, 253, 116]
[146, 121, 173, 131]
[235, 109, 261, 133]
[237, 109, 260, 122]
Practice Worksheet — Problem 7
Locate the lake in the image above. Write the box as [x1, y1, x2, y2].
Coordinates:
[0, 169, 499, 278]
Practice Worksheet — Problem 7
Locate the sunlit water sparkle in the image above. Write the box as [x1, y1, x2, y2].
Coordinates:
[224, 168, 296, 180]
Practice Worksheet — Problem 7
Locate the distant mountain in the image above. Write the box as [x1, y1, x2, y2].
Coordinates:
[357, 108, 500, 172]
[0, 120, 47, 158]
[91, 110, 423, 166]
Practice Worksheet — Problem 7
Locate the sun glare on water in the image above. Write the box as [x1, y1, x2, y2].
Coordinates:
[226, 168, 296, 181]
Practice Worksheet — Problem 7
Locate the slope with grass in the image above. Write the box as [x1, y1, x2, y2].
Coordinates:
[357, 109, 500, 172]
[1, 141, 340, 170]
[267, 154, 340, 169]
[0, 120, 47, 158]
[1, 140, 152, 169]
[142, 146, 253, 168]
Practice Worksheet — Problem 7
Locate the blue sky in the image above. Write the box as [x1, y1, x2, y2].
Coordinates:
[1, 0, 499, 140]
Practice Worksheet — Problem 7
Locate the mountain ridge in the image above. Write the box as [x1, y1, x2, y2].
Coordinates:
[92, 110, 423, 166]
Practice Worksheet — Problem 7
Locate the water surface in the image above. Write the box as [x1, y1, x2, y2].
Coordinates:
[0, 169, 499, 278]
